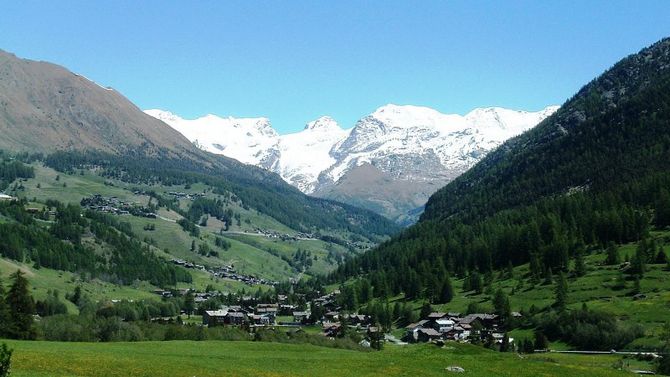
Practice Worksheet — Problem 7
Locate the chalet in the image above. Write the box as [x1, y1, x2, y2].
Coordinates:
[203, 310, 228, 326]
[226, 305, 248, 314]
[153, 289, 172, 298]
[226, 312, 246, 325]
[0, 194, 15, 201]
[256, 303, 279, 311]
[279, 304, 296, 315]
[417, 328, 441, 342]
[404, 320, 430, 342]
[250, 314, 272, 326]
[323, 323, 341, 337]
[194, 292, 213, 303]
[293, 311, 310, 323]
[256, 304, 278, 323]
[324, 311, 340, 322]
[444, 325, 470, 341]
[433, 318, 455, 333]
[461, 313, 499, 330]
[344, 314, 369, 326]
[367, 326, 382, 339]
[427, 312, 448, 321]
[177, 288, 191, 296]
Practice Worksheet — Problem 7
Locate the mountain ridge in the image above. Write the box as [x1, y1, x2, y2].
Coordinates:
[330, 36, 670, 312]
[0, 48, 399, 239]
[147, 104, 557, 223]
[0, 49, 198, 158]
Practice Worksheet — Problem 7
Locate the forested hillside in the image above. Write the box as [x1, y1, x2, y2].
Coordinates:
[423, 37, 670, 223]
[330, 38, 670, 304]
[43, 150, 398, 239]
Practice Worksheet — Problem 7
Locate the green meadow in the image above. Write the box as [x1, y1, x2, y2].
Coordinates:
[2, 340, 639, 377]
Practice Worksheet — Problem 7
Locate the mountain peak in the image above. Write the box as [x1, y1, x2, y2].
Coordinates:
[372, 104, 442, 118]
[144, 109, 181, 123]
[304, 116, 340, 131]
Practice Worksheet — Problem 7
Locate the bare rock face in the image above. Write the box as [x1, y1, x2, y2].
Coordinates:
[0, 50, 196, 158]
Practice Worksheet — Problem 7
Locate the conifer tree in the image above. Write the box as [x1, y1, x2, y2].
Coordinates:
[493, 288, 511, 326]
[534, 329, 549, 351]
[543, 267, 553, 285]
[439, 275, 454, 304]
[6, 270, 35, 339]
[183, 290, 195, 318]
[500, 332, 510, 352]
[630, 245, 647, 277]
[605, 243, 620, 265]
[506, 261, 514, 279]
[419, 302, 432, 319]
[655, 189, 670, 228]
[554, 272, 568, 311]
[359, 278, 372, 304]
[574, 250, 587, 277]
[0, 276, 9, 337]
[655, 247, 668, 264]
[0, 342, 12, 377]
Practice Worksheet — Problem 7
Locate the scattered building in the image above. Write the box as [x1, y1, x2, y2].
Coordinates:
[0, 193, 16, 201]
[203, 310, 229, 326]
[293, 311, 310, 324]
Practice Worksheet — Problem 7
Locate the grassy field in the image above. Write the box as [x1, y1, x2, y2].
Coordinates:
[1, 340, 641, 377]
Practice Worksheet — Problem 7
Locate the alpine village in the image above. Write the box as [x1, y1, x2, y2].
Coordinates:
[1, 3, 670, 377]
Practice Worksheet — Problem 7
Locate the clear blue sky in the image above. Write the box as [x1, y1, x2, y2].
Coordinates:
[1, 1, 669, 134]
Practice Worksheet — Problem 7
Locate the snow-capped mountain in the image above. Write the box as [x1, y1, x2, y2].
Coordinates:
[145, 104, 558, 224]
[144, 110, 278, 167]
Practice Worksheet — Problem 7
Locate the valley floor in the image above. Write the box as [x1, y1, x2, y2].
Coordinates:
[2, 340, 641, 377]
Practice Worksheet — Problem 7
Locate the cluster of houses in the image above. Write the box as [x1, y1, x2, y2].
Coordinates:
[167, 191, 205, 200]
[404, 312, 519, 345]
[194, 289, 516, 350]
[81, 194, 157, 218]
[152, 288, 219, 302]
[170, 258, 277, 286]
[248, 227, 316, 242]
[198, 289, 383, 343]
[203, 303, 282, 327]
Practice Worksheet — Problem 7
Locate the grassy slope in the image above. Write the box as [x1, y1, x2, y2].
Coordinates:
[416, 234, 670, 349]
[11, 162, 351, 283]
[0, 259, 156, 312]
[3, 340, 634, 377]
[227, 233, 350, 276]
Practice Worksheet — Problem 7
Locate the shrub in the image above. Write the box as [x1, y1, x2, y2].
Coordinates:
[537, 308, 644, 350]
[0, 343, 12, 377]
